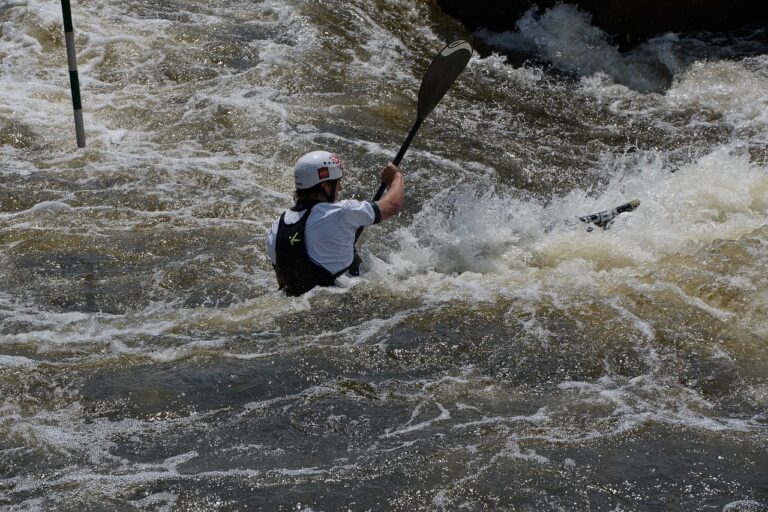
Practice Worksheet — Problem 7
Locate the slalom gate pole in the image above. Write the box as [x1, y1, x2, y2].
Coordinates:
[60, 0, 85, 148]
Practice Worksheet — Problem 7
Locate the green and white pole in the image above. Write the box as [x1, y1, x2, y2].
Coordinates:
[60, 0, 85, 148]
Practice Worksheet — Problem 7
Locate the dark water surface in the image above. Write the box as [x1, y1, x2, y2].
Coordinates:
[1, 0, 768, 510]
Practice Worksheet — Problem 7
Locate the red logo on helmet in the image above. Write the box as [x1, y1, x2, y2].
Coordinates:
[318, 167, 330, 179]
[329, 153, 344, 170]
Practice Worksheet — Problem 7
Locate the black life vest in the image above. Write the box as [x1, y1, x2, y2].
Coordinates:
[273, 201, 360, 296]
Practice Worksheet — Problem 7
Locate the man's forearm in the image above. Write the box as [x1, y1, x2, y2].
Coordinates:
[377, 174, 404, 220]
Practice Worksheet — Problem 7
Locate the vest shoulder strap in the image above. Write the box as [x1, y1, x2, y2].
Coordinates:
[274, 204, 337, 296]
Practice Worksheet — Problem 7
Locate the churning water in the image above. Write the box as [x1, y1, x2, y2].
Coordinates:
[1, 0, 767, 510]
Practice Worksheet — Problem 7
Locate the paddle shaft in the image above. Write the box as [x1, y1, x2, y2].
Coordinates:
[61, 0, 86, 148]
[372, 118, 423, 201]
[356, 39, 471, 245]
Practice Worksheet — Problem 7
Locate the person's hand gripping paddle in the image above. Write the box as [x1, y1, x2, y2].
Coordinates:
[356, 39, 473, 243]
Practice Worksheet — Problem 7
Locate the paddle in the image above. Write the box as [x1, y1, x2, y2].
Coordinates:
[353, 39, 472, 249]
[579, 199, 640, 231]
[372, 38, 473, 202]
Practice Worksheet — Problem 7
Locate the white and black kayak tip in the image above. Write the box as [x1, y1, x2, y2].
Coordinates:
[579, 199, 640, 231]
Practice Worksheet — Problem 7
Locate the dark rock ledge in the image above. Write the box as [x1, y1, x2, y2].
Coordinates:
[436, 0, 768, 50]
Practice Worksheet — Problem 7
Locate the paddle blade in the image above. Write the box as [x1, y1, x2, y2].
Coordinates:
[417, 39, 473, 120]
[579, 199, 640, 230]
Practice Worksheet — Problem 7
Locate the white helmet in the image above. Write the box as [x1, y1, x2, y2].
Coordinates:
[294, 150, 344, 189]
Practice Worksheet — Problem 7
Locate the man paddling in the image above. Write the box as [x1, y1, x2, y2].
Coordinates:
[266, 151, 404, 296]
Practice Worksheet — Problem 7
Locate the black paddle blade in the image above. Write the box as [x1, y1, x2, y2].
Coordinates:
[417, 39, 473, 120]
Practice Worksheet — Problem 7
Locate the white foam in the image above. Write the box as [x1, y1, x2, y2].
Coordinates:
[0, 354, 39, 367]
[362, 138, 768, 318]
[556, 375, 760, 434]
[475, 5, 677, 92]
[722, 501, 767, 512]
[666, 57, 768, 129]
[380, 401, 450, 438]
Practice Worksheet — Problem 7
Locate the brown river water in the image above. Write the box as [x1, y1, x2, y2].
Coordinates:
[1, 1, 767, 510]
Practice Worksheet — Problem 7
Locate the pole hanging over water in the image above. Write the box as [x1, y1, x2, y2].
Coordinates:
[60, 0, 85, 148]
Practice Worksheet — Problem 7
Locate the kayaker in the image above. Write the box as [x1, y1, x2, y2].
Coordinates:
[266, 150, 404, 296]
